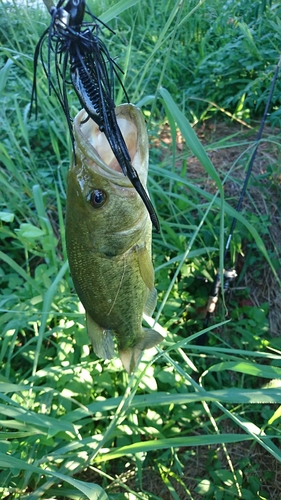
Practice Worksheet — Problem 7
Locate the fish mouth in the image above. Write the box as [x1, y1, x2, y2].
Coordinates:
[73, 104, 148, 185]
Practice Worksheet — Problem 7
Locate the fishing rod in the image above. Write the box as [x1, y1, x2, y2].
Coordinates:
[202, 54, 281, 340]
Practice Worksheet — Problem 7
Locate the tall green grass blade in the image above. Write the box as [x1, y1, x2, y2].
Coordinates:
[96, 434, 253, 462]
[0, 403, 77, 435]
[158, 86, 226, 290]
[32, 260, 69, 377]
[209, 361, 281, 379]
[216, 402, 281, 463]
[99, 0, 141, 23]
[32, 184, 58, 269]
[60, 388, 281, 427]
[159, 88, 223, 190]
[132, 1, 184, 100]
[1, 0, 281, 497]
[0, 251, 41, 294]
[0, 58, 14, 94]
[0, 453, 108, 500]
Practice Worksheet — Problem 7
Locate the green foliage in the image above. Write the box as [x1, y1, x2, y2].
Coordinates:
[1, 0, 281, 498]
[105, 0, 281, 123]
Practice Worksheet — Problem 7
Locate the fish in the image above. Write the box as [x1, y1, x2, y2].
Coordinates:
[65, 103, 163, 373]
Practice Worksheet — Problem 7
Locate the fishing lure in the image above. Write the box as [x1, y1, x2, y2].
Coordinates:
[31, 0, 160, 231]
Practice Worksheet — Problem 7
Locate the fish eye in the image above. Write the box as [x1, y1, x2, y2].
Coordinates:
[88, 189, 107, 208]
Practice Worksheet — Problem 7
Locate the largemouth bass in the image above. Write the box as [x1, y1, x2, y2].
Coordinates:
[66, 104, 163, 373]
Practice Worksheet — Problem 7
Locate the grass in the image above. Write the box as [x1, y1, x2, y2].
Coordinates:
[1, 0, 281, 498]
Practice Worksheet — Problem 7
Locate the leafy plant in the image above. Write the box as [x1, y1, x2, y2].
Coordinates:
[1, 0, 281, 498]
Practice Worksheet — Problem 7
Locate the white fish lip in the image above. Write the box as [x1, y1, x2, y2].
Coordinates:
[73, 104, 149, 187]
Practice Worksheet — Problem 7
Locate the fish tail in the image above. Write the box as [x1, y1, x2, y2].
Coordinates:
[119, 328, 163, 374]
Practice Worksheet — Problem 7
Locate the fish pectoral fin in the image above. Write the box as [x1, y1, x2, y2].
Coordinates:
[137, 245, 154, 290]
[86, 313, 115, 360]
[119, 328, 163, 374]
[143, 287, 157, 317]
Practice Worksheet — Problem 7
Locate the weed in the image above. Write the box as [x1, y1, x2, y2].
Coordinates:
[0, 0, 281, 498]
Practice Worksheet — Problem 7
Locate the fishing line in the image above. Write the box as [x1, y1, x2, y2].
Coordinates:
[202, 54, 281, 338]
